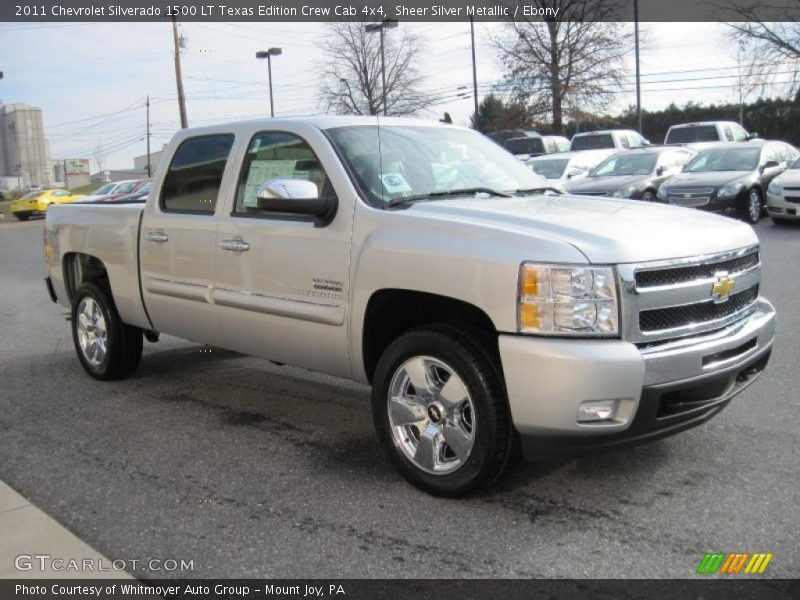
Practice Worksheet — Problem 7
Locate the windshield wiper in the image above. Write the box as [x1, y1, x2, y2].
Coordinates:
[387, 187, 511, 208]
[511, 186, 563, 195]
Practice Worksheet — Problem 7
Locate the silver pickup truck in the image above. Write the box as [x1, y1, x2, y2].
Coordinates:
[44, 117, 775, 496]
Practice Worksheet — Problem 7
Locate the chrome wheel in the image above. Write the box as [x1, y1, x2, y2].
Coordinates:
[748, 190, 762, 222]
[387, 356, 475, 475]
[76, 297, 107, 367]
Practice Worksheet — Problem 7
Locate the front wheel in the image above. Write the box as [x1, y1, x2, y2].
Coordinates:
[15, 214, 29, 221]
[739, 188, 763, 224]
[372, 326, 515, 496]
[71, 282, 143, 380]
[641, 190, 657, 202]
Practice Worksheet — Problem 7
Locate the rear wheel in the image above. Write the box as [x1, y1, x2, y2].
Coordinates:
[71, 282, 142, 380]
[739, 188, 762, 223]
[15, 214, 29, 221]
[372, 326, 515, 496]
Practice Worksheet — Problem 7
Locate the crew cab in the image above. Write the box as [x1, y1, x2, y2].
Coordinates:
[44, 117, 775, 496]
[664, 121, 755, 146]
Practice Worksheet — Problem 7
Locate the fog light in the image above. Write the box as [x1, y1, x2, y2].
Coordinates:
[577, 399, 617, 423]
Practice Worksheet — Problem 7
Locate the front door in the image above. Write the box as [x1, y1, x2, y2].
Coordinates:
[212, 127, 353, 378]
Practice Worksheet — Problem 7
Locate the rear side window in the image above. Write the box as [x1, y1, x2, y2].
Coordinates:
[666, 125, 719, 144]
[162, 134, 234, 213]
[723, 126, 733, 141]
[571, 134, 615, 151]
[505, 137, 544, 155]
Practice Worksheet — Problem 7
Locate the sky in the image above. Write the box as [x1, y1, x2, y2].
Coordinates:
[0, 20, 761, 171]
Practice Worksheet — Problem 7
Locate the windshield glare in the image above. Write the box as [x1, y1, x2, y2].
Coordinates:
[93, 183, 115, 195]
[327, 125, 548, 207]
[685, 147, 761, 172]
[591, 153, 657, 177]
[527, 158, 570, 179]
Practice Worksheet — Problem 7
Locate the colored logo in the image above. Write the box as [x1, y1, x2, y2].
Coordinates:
[696, 552, 773, 574]
[711, 271, 736, 303]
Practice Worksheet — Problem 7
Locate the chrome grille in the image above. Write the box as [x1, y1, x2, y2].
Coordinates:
[635, 252, 759, 288]
[618, 246, 761, 344]
[572, 191, 609, 197]
[640, 286, 759, 332]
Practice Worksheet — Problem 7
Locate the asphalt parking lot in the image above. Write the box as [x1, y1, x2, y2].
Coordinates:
[0, 215, 798, 579]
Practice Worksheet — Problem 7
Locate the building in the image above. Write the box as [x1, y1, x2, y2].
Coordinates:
[0, 102, 52, 188]
[133, 145, 166, 176]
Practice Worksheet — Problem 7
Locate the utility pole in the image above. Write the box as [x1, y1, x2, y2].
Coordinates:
[470, 16, 479, 122]
[172, 15, 188, 129]
[365, 20, 398, 116]
[146, 96, 152, 177]
[634, 0, 642, 134]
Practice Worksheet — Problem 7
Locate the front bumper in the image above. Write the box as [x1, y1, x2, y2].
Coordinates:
[499, 298, 775, 459]
[766, 191, 800, 220]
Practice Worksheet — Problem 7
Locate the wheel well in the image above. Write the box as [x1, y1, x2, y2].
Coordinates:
[63, 253, 110, 303]
[362, 289, 498, 383]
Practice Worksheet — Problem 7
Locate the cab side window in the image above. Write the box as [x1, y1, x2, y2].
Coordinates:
[723, 126, 733, 141]
[234, 132, 331, 215]
[162, 134, 234, 214]
[620, 135, 630, 149]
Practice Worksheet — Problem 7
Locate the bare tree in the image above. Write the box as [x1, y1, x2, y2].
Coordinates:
[318, 21, 430, 116]
[491, 0, 632, 133]
[722, 1, 800, 100]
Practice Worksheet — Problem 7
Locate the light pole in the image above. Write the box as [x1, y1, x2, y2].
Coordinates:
[633, 0, 642, 134]
[365, 20, 398, 116]
[256, 48, 282, 118]
[469, 16, 479, 122]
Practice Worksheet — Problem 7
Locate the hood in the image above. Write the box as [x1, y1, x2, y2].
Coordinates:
[404, 194, 757, 264]
[666, 170, 752, 189]
[774, 169, 800, 186]
[566, 174, 649, 195]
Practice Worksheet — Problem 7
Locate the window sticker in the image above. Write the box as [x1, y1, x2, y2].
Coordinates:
[242, 159, 297, 208]
[380, 173, 412, 194]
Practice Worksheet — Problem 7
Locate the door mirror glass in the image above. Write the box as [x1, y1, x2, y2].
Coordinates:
[566, 167, 584, 179]
[257, 178, 319, 201]
[656, 165, 665, 176]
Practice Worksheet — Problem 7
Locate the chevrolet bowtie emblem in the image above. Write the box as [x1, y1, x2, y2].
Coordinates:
[684, 193, 692, 198]
[711, 272, 736, 303]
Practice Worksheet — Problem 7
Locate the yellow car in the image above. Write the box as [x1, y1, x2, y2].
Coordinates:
[11, 189, 86, 221]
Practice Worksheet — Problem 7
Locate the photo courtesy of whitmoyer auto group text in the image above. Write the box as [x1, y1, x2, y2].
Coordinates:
[0, 0, 799, 598]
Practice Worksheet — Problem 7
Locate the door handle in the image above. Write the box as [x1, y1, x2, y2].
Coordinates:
[145, 230, 169, 243]
[219, 239, 250, 252]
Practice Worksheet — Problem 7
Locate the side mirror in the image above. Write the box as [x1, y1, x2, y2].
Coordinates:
[256, 178, 337, 227]
[656, 166, 665, 176]
[760, 160, 780, 173]
[566, 167, 584, 179]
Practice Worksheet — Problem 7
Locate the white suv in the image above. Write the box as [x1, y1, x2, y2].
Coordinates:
[570, 129, 649, 152]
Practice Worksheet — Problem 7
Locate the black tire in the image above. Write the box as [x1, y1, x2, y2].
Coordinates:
[770, 217, 791, 226]
[372, 326, 515, 496]
[15, 214, 29, 221]
[738, 188, 763, 224]
[71, 282, 143, 380]
[641, 190, 657, 202]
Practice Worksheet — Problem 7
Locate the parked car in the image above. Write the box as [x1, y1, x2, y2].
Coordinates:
[565, 146, 696, 201]
[82, 179, 146, 203]
[664, 121, 755, 146]
[570, 129, 649, 152]
[44, 116, 774, 496]
[506, 134, 572, 161]
[657, 140, 798, 223]
[82, 180, 152, 204]
[10, 188, 86, 220]
[765, 158, 800, 224]
[503, 132, 546, 160]
[486, 129, 539, 146]
[526, 149, 616, 189]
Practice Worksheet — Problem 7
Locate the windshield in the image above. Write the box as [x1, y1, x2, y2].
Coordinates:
[684, 147, 761, 172]
[114, 181, 138, 193]
[590, 153, 657, 177]
[505, 137, 545, 155]
[527, 157, 570, 179]
[571, 134, 615, 151]
[93, 183, 116, 195]
[327, 125, 549, 208]
[22, 191, 44, 199]
[666, 125, 719, 144]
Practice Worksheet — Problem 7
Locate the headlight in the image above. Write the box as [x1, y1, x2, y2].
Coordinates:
[768, 181, 782, 195]
[717, 182, 745, 197]
[612, 184, 640, 199]
[518, 264, 619, 336]
[657, 182, 668, 200]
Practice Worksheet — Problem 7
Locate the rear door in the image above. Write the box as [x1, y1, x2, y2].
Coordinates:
[139, 132, 236, 345]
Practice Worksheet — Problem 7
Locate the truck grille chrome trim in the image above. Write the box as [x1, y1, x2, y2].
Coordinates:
[617, 245, 761, 343]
